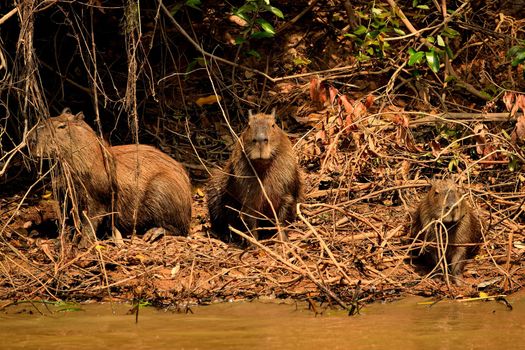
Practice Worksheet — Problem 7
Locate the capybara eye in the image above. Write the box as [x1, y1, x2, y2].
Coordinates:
[272, 124, 276, 128]
[252, 139, 257, 143]
[57, 123, 67, 129]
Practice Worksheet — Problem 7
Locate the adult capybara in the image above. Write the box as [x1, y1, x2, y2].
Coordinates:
[207, 110, 304, 243]
[30, 110, 192, 241]
[410, 179, 481, 284]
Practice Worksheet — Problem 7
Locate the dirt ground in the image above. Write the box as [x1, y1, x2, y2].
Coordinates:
[1, 165, 524, 311]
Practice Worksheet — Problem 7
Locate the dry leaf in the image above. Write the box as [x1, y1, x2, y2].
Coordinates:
[511, 115, 525, 143]
[309, 77, 320, 102]
[228, 15, 248, 27]
[318, 83, 328, 104]
[503, 91, 515, 113]
[195, 187, 205, 197]
[315, 129, 327, 144]
[352, 100, 367, 120]
[195, 95, 221, 106]
[429, 140, 441, 157]
[329, 86, 339, 105]
[514, 94, 525, 115]
[364, 94, 375, 108]
[171, 263, 181, 278]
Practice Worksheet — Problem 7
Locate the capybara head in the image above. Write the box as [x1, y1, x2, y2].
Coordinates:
[30, 110, 97, 159]
[426, 180, 466, 223]
[242, 110, 280, 161]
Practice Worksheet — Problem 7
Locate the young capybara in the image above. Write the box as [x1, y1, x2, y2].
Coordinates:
[206, 110, 304, 243]
[30, 110, 192, 241]
[410, 179, 482, 284]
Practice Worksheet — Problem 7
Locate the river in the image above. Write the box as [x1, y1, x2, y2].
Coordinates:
[1, 293, 523, 349]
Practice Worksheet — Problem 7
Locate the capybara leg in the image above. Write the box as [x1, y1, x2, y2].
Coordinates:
[276, 194, 297, 242]
[239, 212, 258, 241]
[449, 247, 468, 284]
[78, 211, 102, 248]
[112, 227, 124, 245]
[278, 194, 296, 223]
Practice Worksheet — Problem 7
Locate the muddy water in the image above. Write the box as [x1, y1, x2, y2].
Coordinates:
[1, 294, 524, 350]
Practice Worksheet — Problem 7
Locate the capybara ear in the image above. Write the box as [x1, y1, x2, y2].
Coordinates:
[61, 107, 72, 115]
[248, 109, 254, 122]
[270, 107, 277, 119]
[74, 111, 85, 121]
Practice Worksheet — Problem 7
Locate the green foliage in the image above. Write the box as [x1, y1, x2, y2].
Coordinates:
[233, 0, 284, 40]
[412, 0, 431, 10]
[343, 3, 456, 63]
[344, 5, 401, 61]
[406, 27, 460, 73]
[425, 49, 440, 73]
[170, 0, 202, 15]
[408, 48, 424, 66]
[231, 0, 284, 59]
[507, 43, 525, 67]
[508, 154, 519, 172]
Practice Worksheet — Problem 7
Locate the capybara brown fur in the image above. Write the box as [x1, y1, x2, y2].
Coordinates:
[206, 110, 304, 243]
[410, 179, 481, 284]
[30, 110, 192, 240]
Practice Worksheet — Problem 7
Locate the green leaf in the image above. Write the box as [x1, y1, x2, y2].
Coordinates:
[293, 57, 311, 66]
[357, 52, 370, 62]
[408, 49, 425, 66]
[270, 6, 284, 19]
[169, 3, 184, 15]
[444, 75, 456, 83]
[354, 25, 368, 36]
[437, 35, 445, 47]
[445, 45, 454, 58]
[247, 50, 261, 59]
[394, 28, 406, 36]
[376, 11, 391, 19]
[185, 0, 201, 10]
[442, 27, 460, 38]
[416, 4, 430, 9]
[426, 50, 440, 72]
[368, 30, 380, 39]
[508, 157, 517, 171]
[448, 158, 459, 172]
[251, 31, 274, 39]
[234, 37, 246, 45]
[356, 10, 368, 19]
[371, 7, 382, 15]
[236, 3, 257, 15]
[426, 36, 435, 43]
[257, 19, 276, 34]
[507, 45, 524, 57]
[235, 11, 249, 21]
[511, 50, 525, 66]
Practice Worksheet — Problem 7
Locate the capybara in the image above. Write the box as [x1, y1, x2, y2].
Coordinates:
[207, 110, 304, 243]
[410, 179, 481, 284]
[30, 110, 192, 241]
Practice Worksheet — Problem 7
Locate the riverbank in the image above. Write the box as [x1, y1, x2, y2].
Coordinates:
[1, 179, 523, 309]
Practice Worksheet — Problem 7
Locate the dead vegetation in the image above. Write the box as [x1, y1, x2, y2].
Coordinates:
[1, 0, 525, 310]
